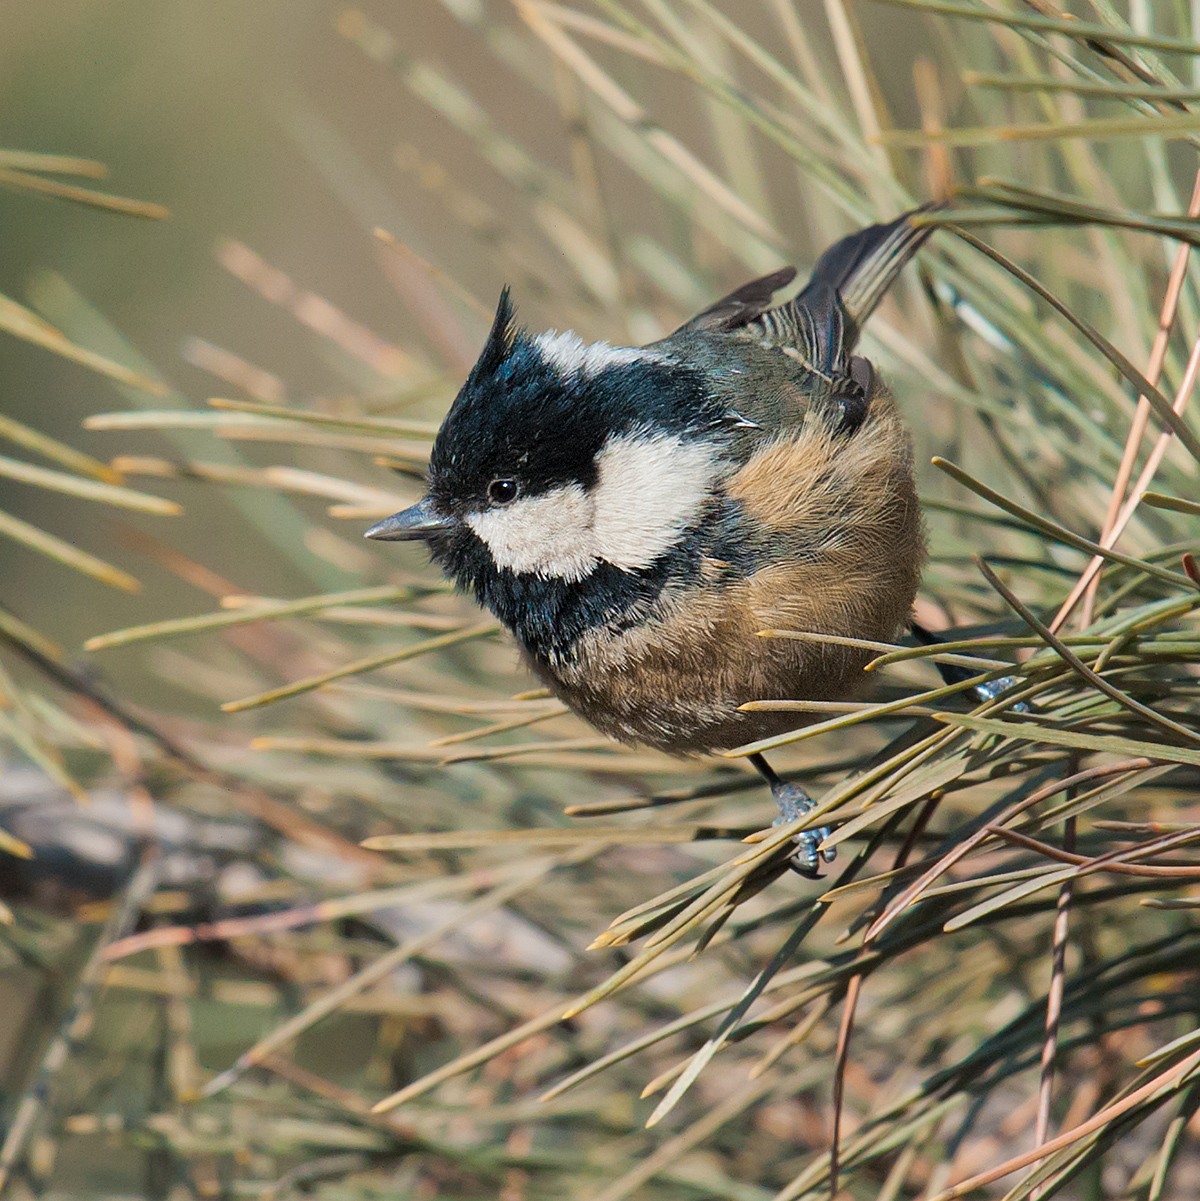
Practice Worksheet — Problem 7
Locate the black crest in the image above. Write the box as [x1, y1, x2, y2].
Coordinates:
[467, 287, 517, 388]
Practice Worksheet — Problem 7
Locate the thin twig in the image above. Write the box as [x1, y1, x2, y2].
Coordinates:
[976, 555, 1200, 744]
[830, 800, 936, 1195]
[1051, 323, 1200, 634]
[986, 825, 1200, 877]
[865, 760, 1152, 942]
[1033, 814, 1076, 1184]
[1072, 168, 1200, 631]
[925, 1048, 1200, 1201]
[829, 969, 864, 1199]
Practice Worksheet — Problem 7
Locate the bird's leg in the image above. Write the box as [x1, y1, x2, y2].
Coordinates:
[749, 753, 835, 878]
[910, 622, 1028, 712]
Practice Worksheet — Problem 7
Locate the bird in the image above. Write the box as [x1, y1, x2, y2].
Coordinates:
[366, 209, 933, 875]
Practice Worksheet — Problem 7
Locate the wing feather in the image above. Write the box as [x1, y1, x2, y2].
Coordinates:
[671, 266, 797, 335]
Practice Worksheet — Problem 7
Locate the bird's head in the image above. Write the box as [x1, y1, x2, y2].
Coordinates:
[366, 289, 729, 590]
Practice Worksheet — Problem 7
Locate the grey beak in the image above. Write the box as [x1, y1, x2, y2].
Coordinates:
[365, 497, 457, 541]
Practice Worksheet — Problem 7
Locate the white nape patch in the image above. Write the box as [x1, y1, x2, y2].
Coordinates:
[533, 330, 664, 377]
[466, 431, 721, 581]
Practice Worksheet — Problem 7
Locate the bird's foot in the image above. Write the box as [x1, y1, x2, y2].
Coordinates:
[771, 782, 835, 878]
[972, 675, 1029, 714]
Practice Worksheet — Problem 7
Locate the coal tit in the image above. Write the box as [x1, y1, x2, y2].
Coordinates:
[366, 210, 932, 875]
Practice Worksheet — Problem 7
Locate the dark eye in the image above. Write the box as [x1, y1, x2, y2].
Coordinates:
[487, 478, 519, 505]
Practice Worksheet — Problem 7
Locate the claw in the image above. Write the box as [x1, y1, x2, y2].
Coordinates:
[771, 782, 835, 878]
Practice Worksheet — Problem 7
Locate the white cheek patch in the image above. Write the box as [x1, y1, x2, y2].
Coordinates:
[534, 331, 665, 376]
[466, 431, 722, 581]
[590, 432, 721, 571]
[467, 484, 598, 581]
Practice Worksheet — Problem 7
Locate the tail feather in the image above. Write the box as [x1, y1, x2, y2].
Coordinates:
[665, 205, 940, 377]
[798, 203, 941, 350]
